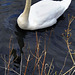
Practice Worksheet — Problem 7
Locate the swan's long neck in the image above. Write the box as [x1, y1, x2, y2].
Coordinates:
[62, 0, 72, 10]
[23, 0, 32, 21]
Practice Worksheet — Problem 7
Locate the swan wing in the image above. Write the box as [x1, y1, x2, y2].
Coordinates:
[29, 1, 65, 27]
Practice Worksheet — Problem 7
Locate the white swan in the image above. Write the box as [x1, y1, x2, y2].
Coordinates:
[17, 0, 72, 30]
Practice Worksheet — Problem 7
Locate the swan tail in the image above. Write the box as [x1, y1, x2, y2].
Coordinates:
[62, 0, 72, 10]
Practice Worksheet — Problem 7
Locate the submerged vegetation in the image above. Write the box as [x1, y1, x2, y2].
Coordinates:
[0, 16, 75, 75]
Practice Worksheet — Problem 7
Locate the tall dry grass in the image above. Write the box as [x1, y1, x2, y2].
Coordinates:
[0, 15, 75, 75]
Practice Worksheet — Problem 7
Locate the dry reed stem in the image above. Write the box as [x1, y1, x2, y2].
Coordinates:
[47, 28, 54, 51]
[7, 36, 13, 75]
[32, 32, 41, 75]
[5, 36, 19, 75]
[32, 32, 39, 74]
[55, 71, 57, 75]
[0, 66, 19, 75]
[1, 55, 8, 64]
[66, 17, 75, 64]
[24, 54, 30, 75]
[41, 51, 46, 75]
[63, 66, 75, 75]
[62, 16, 75, 75]
[32, 50, 45, 75]
[4, 55, 7, 75]
[11, 55, 18, 64]
[59, 52, 69, 75]
[43, 30, 53, 75]
[36, 32, 41, 75]
[71, 70, 75, 75]
[47, 58, 54, 75]
[50, 66, 54, 75]
[20, 53, 23, 75]
[44, 64, 47, 75]
[41, 35, 47, 75]
[32, 30, 53, 75]
[0, 54, 19, 75]
[68, 68, 73, 75]
[9, 36, 13, 51]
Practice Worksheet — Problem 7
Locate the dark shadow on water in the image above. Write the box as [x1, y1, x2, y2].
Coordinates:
[13, 14, 65, 66]
[14, 14, 65, 51]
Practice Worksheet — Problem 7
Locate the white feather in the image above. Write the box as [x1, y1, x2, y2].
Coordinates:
[17, 0, 72, 30]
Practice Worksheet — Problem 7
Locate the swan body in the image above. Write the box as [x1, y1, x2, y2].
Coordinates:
[17, 0, 72, 30]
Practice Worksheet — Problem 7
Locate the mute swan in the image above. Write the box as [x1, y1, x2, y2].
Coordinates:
[17, 0, 72, 30]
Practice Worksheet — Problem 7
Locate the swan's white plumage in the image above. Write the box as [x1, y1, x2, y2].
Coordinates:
[29, 1, 65, 29]
[17, 0, 72, 30]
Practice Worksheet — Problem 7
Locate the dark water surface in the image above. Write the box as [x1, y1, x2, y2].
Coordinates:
[0, 0, 75, 75]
